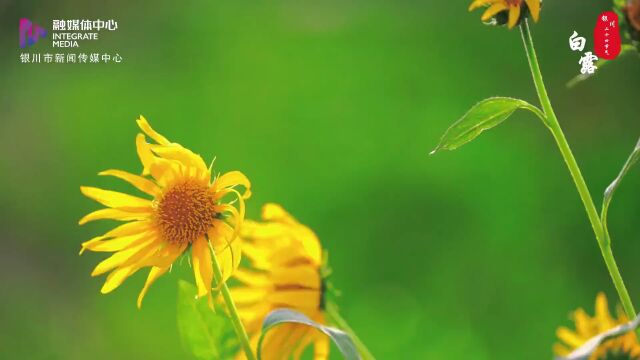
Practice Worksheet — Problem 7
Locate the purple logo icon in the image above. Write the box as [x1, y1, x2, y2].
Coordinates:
[19, 18, 47, 48]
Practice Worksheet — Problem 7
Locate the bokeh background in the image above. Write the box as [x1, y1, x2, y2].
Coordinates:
[1, 0, 640, 359]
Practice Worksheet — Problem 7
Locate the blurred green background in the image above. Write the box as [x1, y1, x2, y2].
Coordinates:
[1, 0, 640, 359]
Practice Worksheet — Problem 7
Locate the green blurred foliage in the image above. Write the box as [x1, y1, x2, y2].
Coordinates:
[1, 0, 639, 359]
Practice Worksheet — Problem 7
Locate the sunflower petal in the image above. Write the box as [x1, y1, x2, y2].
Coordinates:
[213, 237, 242, 282]
[267, 289, 321, 310]
[137, 115, 170, 145]
[101, 264, 139, 293]
[272, 265, 321, 289]
[313, 333, 330, 360]
[79, 208, 149, 225]
[469, 0, 496, 11]
[91, 236, 158, 276]
[137, 266, 170, 308]
[525, 0, 540, 22]
[136, 133, 156, 176]
[80, 186, 151, 210]
[261, 324, 291, 357]
[99, 169, 161, 197]
[191, 237, 214, 306]
[214, 171, 251, 198]
[556, 327, 585, 348]
[150, 144, 209, 180]
[261, 203, 296, 224]
[83, 231, 157, 253]
[234, 269, 270, 287]
[507, 5, 521, 29]
[231, 287, 270, 304]
[481, 2, 508, 21]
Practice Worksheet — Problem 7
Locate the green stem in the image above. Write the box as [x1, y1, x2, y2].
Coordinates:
[207, 239, 256, 360]
[325, 302, 376, 360]
[519, 20, 636, 319]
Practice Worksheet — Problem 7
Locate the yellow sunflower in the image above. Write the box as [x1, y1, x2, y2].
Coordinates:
[554, 293, 640, 360]
[231, 203, 329, 360]
[469, 0, 541, 29]
[80, 116, 250, 308]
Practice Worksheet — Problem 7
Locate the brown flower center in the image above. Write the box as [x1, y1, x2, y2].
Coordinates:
[156, 180, 217, 245]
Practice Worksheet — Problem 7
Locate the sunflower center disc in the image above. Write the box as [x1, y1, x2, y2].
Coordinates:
[156, 180, 217, 244]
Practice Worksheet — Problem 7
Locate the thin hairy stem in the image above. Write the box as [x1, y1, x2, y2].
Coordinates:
[206, 237, 256, 360]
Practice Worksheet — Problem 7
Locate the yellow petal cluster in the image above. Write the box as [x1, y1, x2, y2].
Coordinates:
[554, 293, 640, 360]
[232, 203, 329, 360]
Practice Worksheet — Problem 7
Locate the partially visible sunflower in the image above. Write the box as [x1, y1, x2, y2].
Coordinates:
[231, 203, 329, 360]
[80, 116, 250, 308]
[554, 293, 640, 360]
[623, 0, 640, 44]
[625, 0, 640, 31]
[469, 0, 542, 29]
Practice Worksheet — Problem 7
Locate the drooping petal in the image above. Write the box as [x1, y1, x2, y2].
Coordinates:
[214, 171, 251, 198]
[136, 133, 156, 176]
[136, 115, 170, 145]
[80, 186, 152, 210]
[213, 192, 245, 244]
[468, 0, 497, 11]
[148, 243, 188, 268]
[481, 2, 509, 21]
[525, 0, 540, 22]
[99, 169, 161, 197]
[214, 236, 242, 282]
[507, 4, 521, 29]
[137, 266, 170, 308]
[191, 237, 214, 306]
[101, 264, 140, 293]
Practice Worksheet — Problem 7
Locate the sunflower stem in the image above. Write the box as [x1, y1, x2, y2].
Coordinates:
[519, 19, 637, 319]
[207, 239, 256, 360]
[325, 302, 376, 360]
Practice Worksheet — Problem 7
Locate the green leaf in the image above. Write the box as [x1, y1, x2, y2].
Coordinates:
[556, 313, 640, 360]
[430, 97, 544, 155]
[176, 280, 239, 360]
[601, 137, 640, 241]
[257, 308, 361, 360]
[567, 45, 638, 88]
